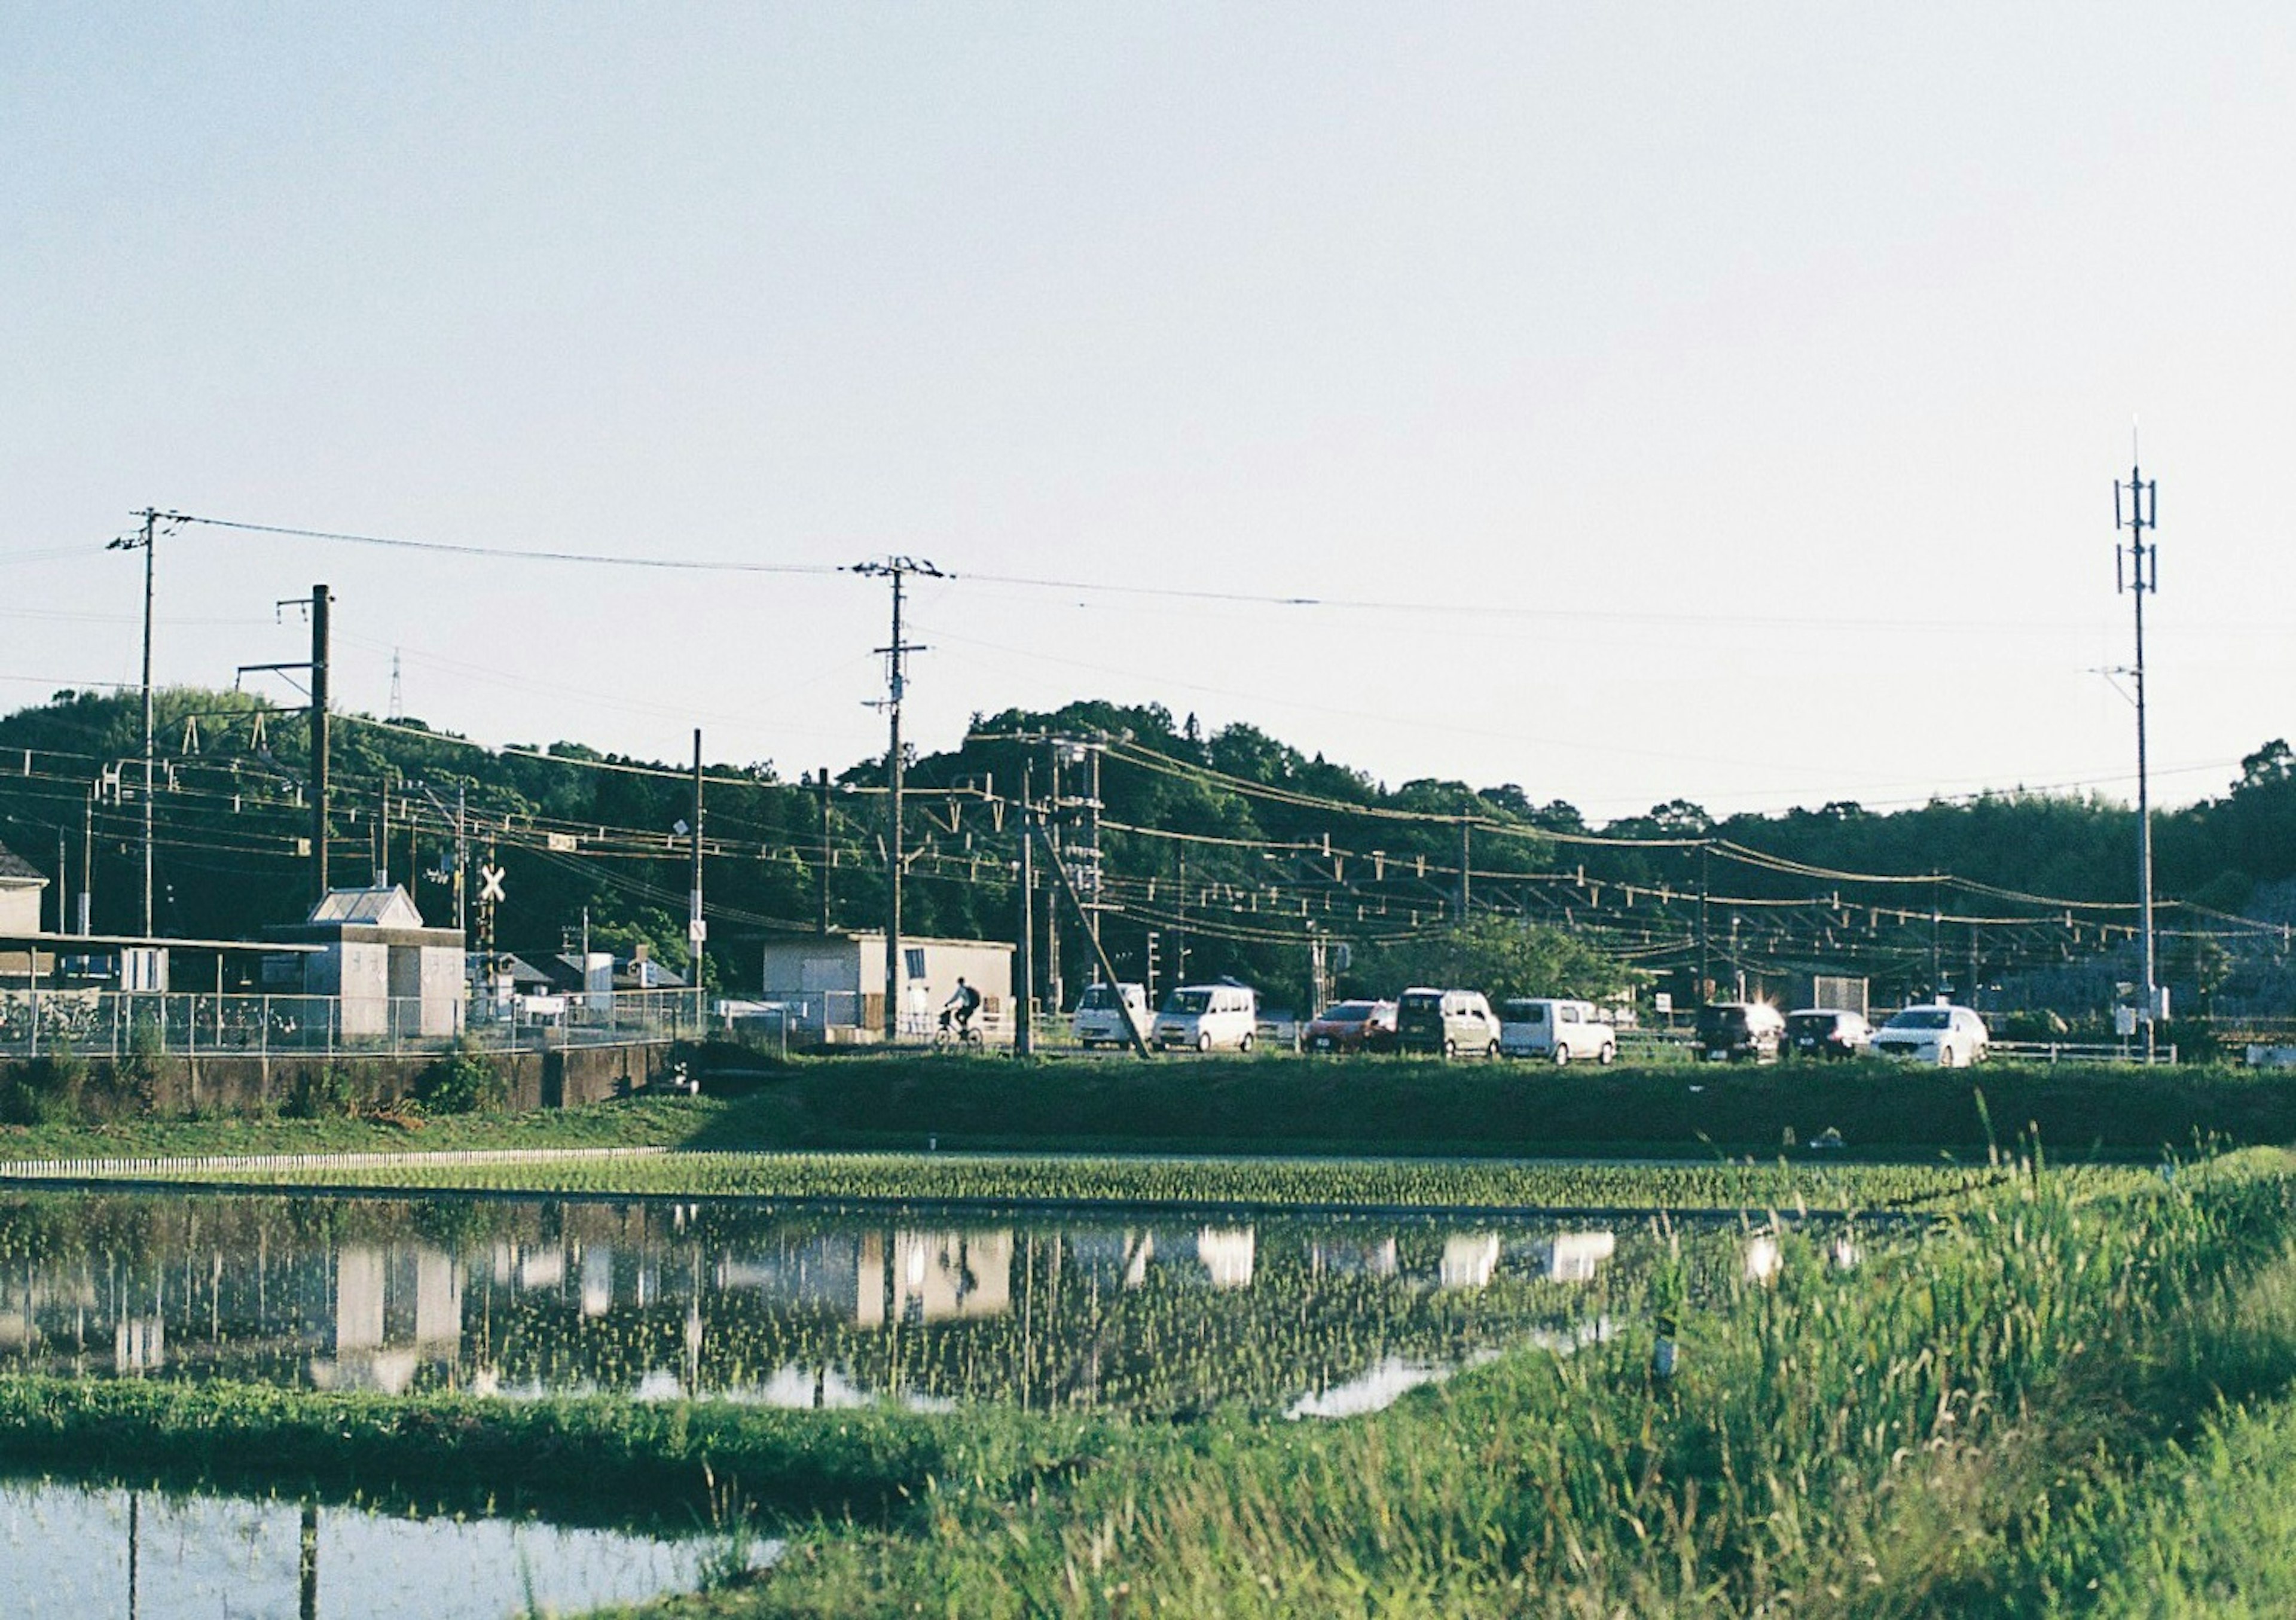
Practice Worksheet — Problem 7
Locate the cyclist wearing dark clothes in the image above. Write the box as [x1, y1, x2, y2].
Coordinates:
[941, 977, 982, 1039]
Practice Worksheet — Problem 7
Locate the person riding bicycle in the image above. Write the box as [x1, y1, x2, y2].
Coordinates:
[939, 977, 983, 1041]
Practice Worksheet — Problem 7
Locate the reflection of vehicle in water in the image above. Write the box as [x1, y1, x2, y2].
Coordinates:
[1497, 999, 1617, 1066]
[1872, 1003, 1989, 1066]
[1151, 982, 1257, 1051]
[1071, 982, 1149, 1048]
[1695, 1002, 1785, 1063]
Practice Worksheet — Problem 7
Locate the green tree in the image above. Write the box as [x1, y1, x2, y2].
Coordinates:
[1355, 916, 1632, 1003]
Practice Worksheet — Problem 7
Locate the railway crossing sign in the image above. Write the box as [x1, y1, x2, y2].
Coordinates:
[479, 864, 506, 904]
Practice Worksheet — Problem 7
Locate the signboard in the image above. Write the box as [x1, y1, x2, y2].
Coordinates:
[1653, 991, 1674, 1015]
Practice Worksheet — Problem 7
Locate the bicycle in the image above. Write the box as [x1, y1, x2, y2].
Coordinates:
[935, 1008, 984, 1048]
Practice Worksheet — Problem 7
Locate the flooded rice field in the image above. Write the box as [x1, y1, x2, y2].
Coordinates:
[2, 1476, 755, 1618]
[0, 1186, 1753, 1418]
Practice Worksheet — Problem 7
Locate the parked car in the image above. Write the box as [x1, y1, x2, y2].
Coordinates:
[1695, 1002, 1787, 1063]
[1785, 1008, 1873, 1061]
[1498, 997, 1617, 1065]
[1151, 981, 1259, 1052]
[1071, 982, 1150, 1049]
[1872, 1003, 1989, 1067]
[1395, 987, 1501, 1058]
[1303, 999, 1397, 1054]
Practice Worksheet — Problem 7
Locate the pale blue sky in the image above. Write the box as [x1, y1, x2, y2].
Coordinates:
[4, 5, 2291, 818]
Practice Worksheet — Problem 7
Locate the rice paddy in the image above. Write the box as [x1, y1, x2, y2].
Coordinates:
[4, 1140, 2294, 1615]
[35, 1145, 2028, 1215]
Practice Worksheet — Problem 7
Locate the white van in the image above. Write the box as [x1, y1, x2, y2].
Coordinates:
[1498, 998, 1618, 1065]
[1072, 982, 1150, 1049]
[1152, 981, 1259, 1052]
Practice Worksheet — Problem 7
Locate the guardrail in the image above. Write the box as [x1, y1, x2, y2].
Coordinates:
[1989, 1039, 2178, 1066]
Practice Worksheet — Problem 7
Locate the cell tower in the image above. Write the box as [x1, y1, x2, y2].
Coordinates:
[2114, 440, 2160, 1059]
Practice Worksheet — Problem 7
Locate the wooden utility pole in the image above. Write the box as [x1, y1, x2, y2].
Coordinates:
[105, 511, 160, 932]
[816, 767, 833, 933]
[1016, 767, 1035, 1055]
[689, 728, 706, 1022]
[311, 585, 332, 902]
[851, 557, 942, 1040]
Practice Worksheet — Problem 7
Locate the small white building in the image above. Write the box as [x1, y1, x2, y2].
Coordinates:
[265, 885, 466, 1038]
[0, 843, 46, 936]
[759, 930, 1014, 1041]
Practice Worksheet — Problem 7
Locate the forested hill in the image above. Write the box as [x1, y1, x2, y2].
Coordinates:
[0, 688, 2290, 1007]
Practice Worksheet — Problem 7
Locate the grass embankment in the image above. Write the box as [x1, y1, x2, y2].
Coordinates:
[0, 1377, 1117, 1533]
[0, 1094, 714, 1163]
[593, 1146, 2296, 1616]
[9, 1052, 2296, 1164]
[140, 1147, 2022, 1215]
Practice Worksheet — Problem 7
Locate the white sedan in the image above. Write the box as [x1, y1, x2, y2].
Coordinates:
[1871, 1005, 1989, 1067]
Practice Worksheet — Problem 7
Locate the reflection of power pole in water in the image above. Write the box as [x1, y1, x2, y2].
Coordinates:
[127, 1490, 140, 1620]
[300, 1502, 319, 1620]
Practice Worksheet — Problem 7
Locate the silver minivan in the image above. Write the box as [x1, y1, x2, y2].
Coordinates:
[1395, 987, 1500, 1058]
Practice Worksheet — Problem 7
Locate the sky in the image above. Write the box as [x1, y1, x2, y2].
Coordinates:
[3, 4, 2291, 823]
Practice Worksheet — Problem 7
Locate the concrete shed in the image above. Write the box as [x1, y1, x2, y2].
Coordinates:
[759, 930, 1014, 1041]
[265, 885, 466, 1038]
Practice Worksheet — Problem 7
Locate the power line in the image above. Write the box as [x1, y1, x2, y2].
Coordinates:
[174, 512, 844, 576]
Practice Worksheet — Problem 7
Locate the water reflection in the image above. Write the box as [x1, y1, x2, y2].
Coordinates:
[0, 1477, 742, 1619]
[0, 1190, 1684, 1417]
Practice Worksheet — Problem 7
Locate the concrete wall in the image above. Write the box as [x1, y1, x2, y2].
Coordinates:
[0, 883, 42, 935]
[1, 1039, 673, 1118]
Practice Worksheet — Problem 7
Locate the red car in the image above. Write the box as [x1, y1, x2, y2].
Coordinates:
[1303, 999, 1399, 1054]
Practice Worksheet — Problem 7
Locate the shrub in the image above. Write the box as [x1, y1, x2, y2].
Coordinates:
[282, 1064, 356, 1120]
[0, 1042, 89, 1125]
[414, 1042, 507, 1115]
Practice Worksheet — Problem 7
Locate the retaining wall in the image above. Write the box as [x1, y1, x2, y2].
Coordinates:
[0, 1039, 675, 1118]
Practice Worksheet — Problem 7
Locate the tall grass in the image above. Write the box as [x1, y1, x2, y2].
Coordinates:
[686, 1146, 2296, 1616]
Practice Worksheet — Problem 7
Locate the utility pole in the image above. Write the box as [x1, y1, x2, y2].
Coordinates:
[689, 728, 706, 1025]
[1085, 742, 1104, 954]
[2115, 448, 2161, 1060]
[310, 585, 331, 902]
[1175, 848, 1190, 987]
[815, 768, 833, 933]
[1929, 877, 1943, 999]
[1045, 745, 1062, 1015]
[454, 785, 467, 933]
[1016, 765, 1035, 1055]
[106, 510, 163, 934]
[1695, 842, 1711, 1000]
[851, 557, 943, 1041]
[78, 788, 93, 934]
[233, 582, 332, 907]
[1455, 815, 1472, 922]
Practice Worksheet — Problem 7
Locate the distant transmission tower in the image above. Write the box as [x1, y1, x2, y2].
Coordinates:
[2114, 437, 2160, 1060]
[388, 648, 404, 720]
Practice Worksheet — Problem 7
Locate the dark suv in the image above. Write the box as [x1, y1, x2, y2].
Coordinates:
[1695, 1002, 1785, 1063]
[1785, 1008, 1873, 1060]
